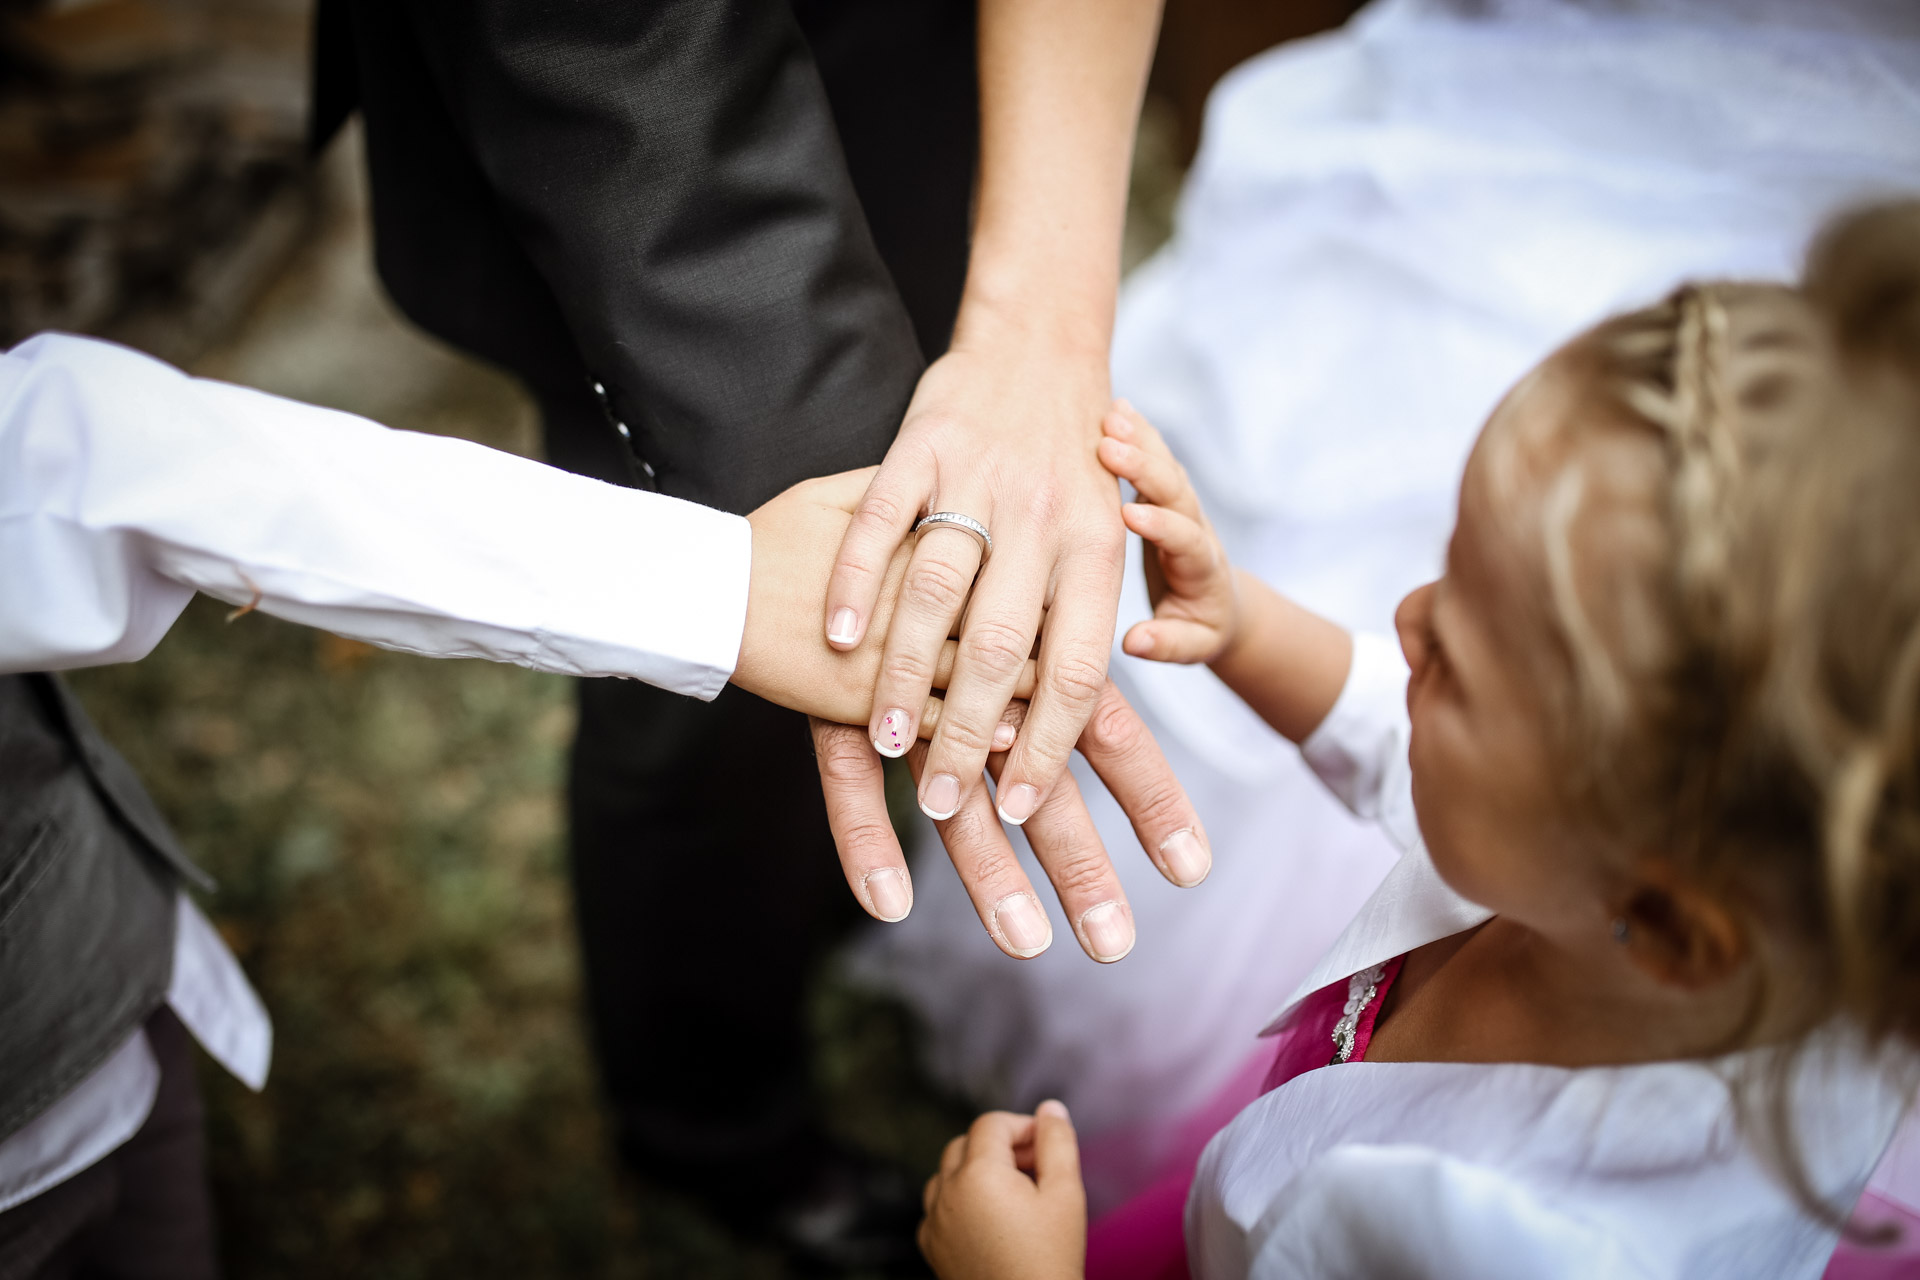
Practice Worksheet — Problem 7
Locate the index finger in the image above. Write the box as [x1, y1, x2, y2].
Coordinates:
[810, 717, 913, 922]
[825, 448, 933, 651]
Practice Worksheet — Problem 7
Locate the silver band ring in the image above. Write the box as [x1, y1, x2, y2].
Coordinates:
[914, 511, 992, 561]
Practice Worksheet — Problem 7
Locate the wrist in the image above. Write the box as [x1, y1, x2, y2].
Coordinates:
[952, 259, 1118, 366]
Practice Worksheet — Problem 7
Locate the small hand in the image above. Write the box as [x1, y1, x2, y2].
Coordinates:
[1097, 401, 1241, 664]
[735, 467, 1034, 738]
[919, 1102, 1086, 1280]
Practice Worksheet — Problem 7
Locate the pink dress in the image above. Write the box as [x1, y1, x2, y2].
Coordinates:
[1084, 955, 1919, 1280]
[1084, 958, 1406, 1280]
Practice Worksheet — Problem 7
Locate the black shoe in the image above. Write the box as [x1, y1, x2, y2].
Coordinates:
[629, 1126, 931, 1275]
[758, 1135, 930, 1275]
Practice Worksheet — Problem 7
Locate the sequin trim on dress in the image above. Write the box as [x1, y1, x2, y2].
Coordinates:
[1331, 963, 1388, 1064]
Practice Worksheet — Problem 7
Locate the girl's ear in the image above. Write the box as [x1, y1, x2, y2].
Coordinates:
[1394, 581, 1438, 679]
[1616, 871, 1749, 990]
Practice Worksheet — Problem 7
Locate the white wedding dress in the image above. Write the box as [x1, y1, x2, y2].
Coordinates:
[852, 0, 1920, 1214]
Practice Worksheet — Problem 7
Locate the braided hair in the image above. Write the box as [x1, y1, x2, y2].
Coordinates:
[1514, 202, 1920, 1218]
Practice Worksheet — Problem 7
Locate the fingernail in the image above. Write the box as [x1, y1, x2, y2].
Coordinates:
[1038, 1099, 1071, 1122]
[874, 709, 911, 758]
[992, 723, 1017, 751]
[921, 772, 961, 820]
[1079, 901, 1135, 962]
[997, 782, 1040, 825]
[1159, 828, 1212, 887]
[992, 892, 1052, 957]
[864, 868, 912, 922]
[827, 607, 859, 645]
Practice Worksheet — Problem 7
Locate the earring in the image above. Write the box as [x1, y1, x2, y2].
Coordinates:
[1610, 917, 1631, 944]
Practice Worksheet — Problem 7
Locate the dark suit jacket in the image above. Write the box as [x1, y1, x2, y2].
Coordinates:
[312, 0, 970, 516]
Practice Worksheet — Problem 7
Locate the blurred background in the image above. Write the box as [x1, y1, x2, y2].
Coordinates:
[0, 1, 1354, 1275]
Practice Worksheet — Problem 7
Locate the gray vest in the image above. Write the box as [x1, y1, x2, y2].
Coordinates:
[0, 674, 210, 1142]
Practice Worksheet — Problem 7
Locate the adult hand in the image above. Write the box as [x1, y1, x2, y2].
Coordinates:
[824, 331, 1126, 830]
[822, 0, 1162, 830]
[734, 468, 1035, 738]
[811, 678, 1211, 954]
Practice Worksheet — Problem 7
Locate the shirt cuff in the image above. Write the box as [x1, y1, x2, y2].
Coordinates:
[1299, 631, 1419, 850]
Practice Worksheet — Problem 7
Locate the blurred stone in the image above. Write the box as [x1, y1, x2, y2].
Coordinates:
[0, 0, 314, 362]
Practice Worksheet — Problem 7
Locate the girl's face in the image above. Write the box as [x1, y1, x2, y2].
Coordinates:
[1395, 372, 1611, 935]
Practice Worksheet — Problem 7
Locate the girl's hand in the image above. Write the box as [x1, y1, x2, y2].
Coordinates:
[1097, 402, 1242, 664]
[919, 1102, 1087, 1280]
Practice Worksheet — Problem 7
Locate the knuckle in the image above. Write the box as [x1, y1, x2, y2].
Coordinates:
[1081, 687, 1141, 756]
[904, 558, 972, 616]
[838, 815, 900, 859]
[1046, 650, 1110, 708]
[1050, 854, 1116, 900]
[883, 646, 937, 689]
[1125, 780, 1189, 835]
[938, 713, 998, 756]
[1027, 480, 1066, 527]
[954, 840, 1019, 888]
[814, 732, 877, 784]
[854, 491, 909, 536]
[960, 618, 1032, 678]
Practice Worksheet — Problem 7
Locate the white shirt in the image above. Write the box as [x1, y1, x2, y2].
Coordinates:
[0, 332, 755, 1210]
[1185, 635, 1912, 1280]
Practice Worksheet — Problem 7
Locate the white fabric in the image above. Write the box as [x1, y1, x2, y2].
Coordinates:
[1186, 636, 1910, 1280]
[0, 332, 751, 696]
[0, 1032, 158, 1215]
[852, 0, 1920, 1212]
[0, 331, 755, 1208]
[167, 896, 271, 1092]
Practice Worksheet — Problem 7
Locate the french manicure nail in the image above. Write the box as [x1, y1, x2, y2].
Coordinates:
[864, 868, 912, 922]
[874, 709, 911, 758]
[1079, 901, 1135, 962]
[991, 722, 1017, 751]
[1159, 828, 1212, 887]
[997, 782, 1040, 825]
[992, 892, 1052, 957]
[921, 772, 961, 820]
[827, 607, 859, 645]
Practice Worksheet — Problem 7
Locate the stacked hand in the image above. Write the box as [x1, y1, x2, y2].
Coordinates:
[736, 379, 1213, 962]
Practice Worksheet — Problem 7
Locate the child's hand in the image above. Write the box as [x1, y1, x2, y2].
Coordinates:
[1097, 401, 1241, 664]
[918, 1101, 1086, 1280]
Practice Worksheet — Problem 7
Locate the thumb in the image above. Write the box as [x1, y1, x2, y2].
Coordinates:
[1031, 1100, 1082, 1192]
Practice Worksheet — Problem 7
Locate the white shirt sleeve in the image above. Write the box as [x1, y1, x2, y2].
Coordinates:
[1298, 632, 1421, 854]
[0, 333, 751, 699]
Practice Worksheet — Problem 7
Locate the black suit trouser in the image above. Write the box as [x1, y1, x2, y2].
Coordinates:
[562, 0, 977, 1179]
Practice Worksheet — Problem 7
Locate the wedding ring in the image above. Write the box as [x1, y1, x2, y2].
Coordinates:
[914, 511, 992, 561]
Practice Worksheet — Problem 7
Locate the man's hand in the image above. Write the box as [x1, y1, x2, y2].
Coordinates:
[918, 1103, 1087, 1280]
[810, 680, 1211, 952]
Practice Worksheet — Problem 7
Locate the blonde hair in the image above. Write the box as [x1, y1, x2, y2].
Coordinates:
[1520, 202, 1920, 1216]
